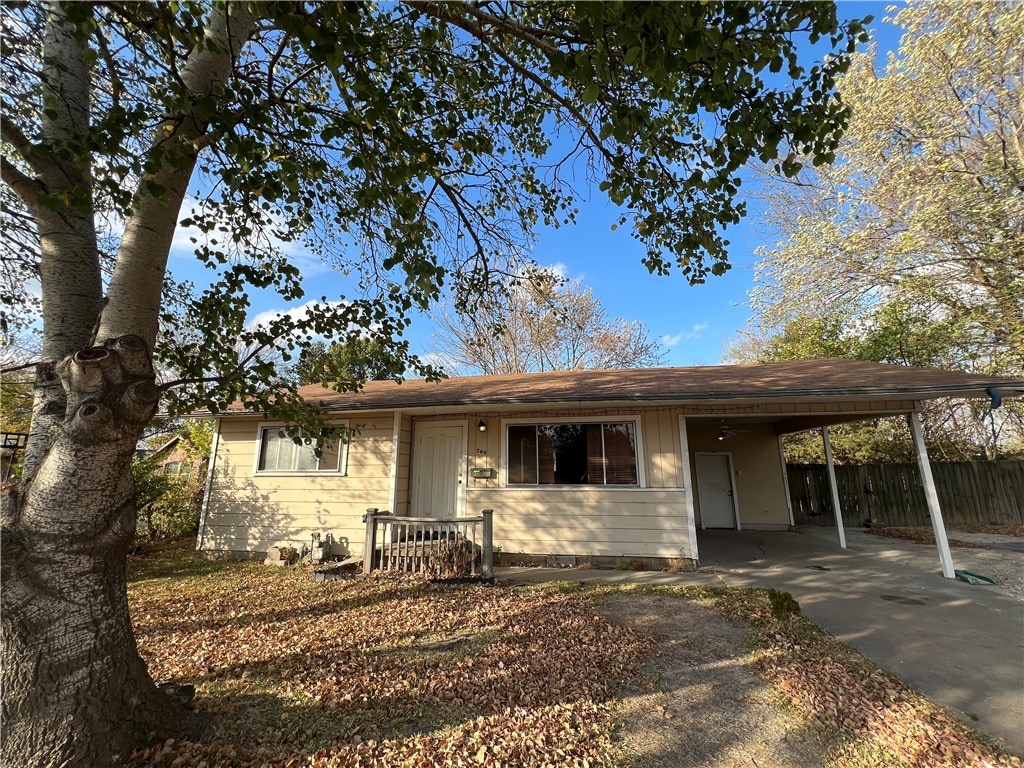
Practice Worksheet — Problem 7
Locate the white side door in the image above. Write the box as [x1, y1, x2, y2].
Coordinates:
[695, 452, 739, 529]
[410, 421, 466, 518]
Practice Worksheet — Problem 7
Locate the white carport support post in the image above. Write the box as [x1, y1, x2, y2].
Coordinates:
[821, 427, 847, 549]
[908, 412, 956, 578]
[777, 435, 795, 527]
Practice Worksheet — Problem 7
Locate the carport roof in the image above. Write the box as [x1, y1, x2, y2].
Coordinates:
[214, 359, 1023, 415]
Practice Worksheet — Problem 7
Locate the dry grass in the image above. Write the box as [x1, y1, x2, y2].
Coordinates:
[126, 547, 1022, 768]
[955, 524, 1024, 537]
[630, 584, 1023, 768]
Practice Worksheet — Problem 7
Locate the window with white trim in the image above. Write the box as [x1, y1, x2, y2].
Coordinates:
[507, 422, 638, 486]
[256, 426, 346, 474]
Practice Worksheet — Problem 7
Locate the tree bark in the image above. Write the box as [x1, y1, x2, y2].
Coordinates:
[20, 2, 104, 480]
[2, 5, 258, 764]
[99, 3, 257, 345]
[1, 337, 205, 768]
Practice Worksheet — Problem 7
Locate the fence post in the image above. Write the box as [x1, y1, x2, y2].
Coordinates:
[363, 508, 378, 575]
[481, 509, 494, 579]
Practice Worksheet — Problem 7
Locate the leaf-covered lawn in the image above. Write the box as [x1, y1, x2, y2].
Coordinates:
[128, 550, 652, 767]
[679, 586, 1024, 768]
[128, 547, 1022, 768]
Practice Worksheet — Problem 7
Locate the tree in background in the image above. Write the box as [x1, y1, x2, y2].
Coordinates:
[0, 2, 869, 764]
[294, 337, 407, 386]
[727, 307, 1023, 462]
[740, 0, 1023, 461]
[1, 332, 40, 436]
[751, 2, 1022, 373]
[0, 377, 33, 437]
[433, 271, 665, 374]
[132, 420, 213, 543]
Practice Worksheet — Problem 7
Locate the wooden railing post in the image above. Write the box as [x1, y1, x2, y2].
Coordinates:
[481, 509, 494, 579]
[363, 508, 378, 575]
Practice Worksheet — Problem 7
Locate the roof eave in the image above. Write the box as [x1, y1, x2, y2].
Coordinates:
[199, 382, 1018, 418]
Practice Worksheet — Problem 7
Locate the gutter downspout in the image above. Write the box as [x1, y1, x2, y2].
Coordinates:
[908, 412, 955, 578]
[195, 416, 221, 552]
[821, 427, 847, 549]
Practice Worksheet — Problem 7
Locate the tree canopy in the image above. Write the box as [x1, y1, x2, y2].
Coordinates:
[0, 2, 871, 765]
[735, 0, 1023, 462]
[3, 2, 869, 416]
[293, 337, 407, 386]
[749, 1, 1023, 379]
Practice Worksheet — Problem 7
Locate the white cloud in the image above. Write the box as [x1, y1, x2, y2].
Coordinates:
[547, 262, 570, 279]
[661, 322, 710, 347]
[247, 299, 348, 333]
[661, 332, 684, 347]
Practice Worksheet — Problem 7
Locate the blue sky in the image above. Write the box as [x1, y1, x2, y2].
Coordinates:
[517, 1, 904, 368]
[167, 2, 904, 371]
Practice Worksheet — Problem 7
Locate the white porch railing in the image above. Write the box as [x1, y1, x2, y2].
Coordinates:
[362, 509, 494, 580]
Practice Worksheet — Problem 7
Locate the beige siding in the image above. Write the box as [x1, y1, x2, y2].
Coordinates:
[685, 425, 790, 528]
[642, 410, 682, 488]
[202, 399, 908, 559]
[201, 416, 396, 556]
[467, 488, 692, 559]
[393, 414, 412, 516]
[468, 416, 502, 491]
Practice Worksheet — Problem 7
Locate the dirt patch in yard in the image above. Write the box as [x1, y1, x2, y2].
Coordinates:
[594, 594, 830, 768]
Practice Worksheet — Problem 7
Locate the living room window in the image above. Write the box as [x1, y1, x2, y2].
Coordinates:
[256, 424, 347, 474]
[506, 421, 638, 486]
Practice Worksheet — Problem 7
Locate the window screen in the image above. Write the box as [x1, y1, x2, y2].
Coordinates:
[257, 428, 343, 473]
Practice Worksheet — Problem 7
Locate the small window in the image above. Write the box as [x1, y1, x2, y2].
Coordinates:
[507, 422, 638, 486]
[256, 426, 345, 474]
[162, 461, 181, 476]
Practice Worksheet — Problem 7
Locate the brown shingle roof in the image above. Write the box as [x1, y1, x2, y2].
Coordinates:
[217, 360, 1023, 415]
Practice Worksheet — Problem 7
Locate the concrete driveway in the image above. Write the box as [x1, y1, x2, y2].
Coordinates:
[497, 527, 1024, 757]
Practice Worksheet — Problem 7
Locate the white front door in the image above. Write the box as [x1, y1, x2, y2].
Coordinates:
[411, 421, 466, 518]
[695, 453, 739, 529]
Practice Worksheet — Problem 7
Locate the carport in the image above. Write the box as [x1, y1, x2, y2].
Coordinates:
[689, 386, 1016, 579]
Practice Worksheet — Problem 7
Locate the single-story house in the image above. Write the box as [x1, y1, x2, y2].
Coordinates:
[195, 360, 1023, 576]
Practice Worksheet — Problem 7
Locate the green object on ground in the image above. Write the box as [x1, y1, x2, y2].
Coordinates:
[955, 570, 996, 586]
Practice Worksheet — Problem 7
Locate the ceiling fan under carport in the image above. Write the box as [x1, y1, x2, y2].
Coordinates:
[716, 420, 751, 441]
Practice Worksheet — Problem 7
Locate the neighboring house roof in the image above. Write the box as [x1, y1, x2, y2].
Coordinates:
[151, 436, 181, 456]
[212, 360, 1024, 416]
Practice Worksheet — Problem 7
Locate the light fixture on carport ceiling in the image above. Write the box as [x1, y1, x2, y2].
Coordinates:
[717, 421, 748, 441]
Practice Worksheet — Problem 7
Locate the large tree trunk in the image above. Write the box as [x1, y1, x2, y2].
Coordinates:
[1, 337, 204, 768]
[0, 4, 258, 764]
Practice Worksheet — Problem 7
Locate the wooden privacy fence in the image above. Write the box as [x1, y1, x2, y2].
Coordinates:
[787, 461, 1024, 528]
[362, 509, 494, 580]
